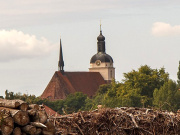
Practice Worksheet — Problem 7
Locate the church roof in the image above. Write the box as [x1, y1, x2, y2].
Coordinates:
[44, 105, 61, 117]
[41, 71, 106, 100]
[90, 52, 113, 63]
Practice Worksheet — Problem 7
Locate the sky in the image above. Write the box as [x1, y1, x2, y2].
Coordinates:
[0, 0, 180, 97]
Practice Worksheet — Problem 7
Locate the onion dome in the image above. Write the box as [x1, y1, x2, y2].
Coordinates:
[97, 31, 105, 41]
[90, 53, 113, 63]
[90, 27, 113, 64]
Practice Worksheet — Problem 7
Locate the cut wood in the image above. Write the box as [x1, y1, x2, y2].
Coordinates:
[42, 131, 54, 135]
[43, 121, 56, 135]
[13, 127, 21, 135]
[1, 116, 14, 135]
[29, 104, 39, 110]
[0, 107, 29, 126]
[0, 99, 20, 109]
[14, 100, 28, 111]
[31, 122, 47, 128]
[32, 110, 48, 124]
[22, 125, 36, 135]
[28, 109, 36, 116]
[35, 128, 42, 135]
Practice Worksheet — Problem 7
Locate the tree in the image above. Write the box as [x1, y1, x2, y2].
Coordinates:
[153, 80, 177, 111]
[177, 61, 180, 85]
[64, 92, 87, 114]
[123, 65, 169, 99]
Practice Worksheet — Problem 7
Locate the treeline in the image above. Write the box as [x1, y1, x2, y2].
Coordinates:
[2, 64, 180, 114]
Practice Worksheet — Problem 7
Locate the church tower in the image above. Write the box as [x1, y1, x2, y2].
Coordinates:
[89, 25, 115, 83]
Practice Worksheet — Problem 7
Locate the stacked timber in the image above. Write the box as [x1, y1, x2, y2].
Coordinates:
[50, 107, 180, 135]
[0, 99, 55, 135]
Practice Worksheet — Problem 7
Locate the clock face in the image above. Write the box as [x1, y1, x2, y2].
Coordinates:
[96, 60, 101, 66]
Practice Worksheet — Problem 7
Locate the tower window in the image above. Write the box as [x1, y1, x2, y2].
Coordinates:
[110, 70, 112, 78]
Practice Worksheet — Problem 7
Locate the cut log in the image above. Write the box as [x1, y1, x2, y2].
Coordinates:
[22, 125, 36, 135]
[15, 100, 28, 111]
[13, 127, 21, 135]
[35, 128, 42, 135]
[42, 131, 54, 135]
[31, 122, 47, 128]
[0, 107, 29, 126]
[1, 116, 14, 135]
[43, 121, 56, 135]
[29, 104, 39, 110]
[0, 99, 20, 109]
[32, 110, 48, 124]
[28, 109, 36, 116]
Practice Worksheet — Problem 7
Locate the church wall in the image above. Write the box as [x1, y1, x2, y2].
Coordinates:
[89, 67, 115, 81]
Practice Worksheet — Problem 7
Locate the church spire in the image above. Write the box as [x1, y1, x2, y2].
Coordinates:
[58, 38, 64, 72]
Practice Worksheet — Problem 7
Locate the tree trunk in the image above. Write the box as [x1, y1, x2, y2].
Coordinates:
[1, 116, 14, 135]
[22, 125, 36, 135]
[0, 107, 29, 126]
[13, 127, 21, 135]
[0, 99, 20, 109]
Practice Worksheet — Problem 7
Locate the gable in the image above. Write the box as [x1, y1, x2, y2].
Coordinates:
[41, 71, 106, 100]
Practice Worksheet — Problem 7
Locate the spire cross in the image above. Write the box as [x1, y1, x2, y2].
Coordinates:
[100, 20, 102, 31]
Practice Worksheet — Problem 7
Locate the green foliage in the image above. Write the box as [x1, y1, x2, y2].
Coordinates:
[177, 61, 180, 85]
[123, 65, 169, 98]
[4, 64, 180, 113]
[153, 80, 178, 111]
[64, 92, 87, 113]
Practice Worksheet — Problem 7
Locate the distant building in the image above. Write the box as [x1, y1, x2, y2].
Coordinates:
[41, 26, 115, 100]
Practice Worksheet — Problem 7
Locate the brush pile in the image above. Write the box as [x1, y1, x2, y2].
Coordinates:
[51, 107, 180, 135]
[0, 99, 55, 135]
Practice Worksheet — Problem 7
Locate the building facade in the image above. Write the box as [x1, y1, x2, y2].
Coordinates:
[41, 27, 115, 100]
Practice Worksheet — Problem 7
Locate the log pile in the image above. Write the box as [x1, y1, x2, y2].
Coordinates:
[0, 99, 55, 135]
[51, 107, 180, 135]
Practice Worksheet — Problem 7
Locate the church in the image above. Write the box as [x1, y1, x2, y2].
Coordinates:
[41, 26, 115, 100]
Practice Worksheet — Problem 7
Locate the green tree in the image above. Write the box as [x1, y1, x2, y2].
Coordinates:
[177, 61, 180, 85]
[153, 80, 177, 111]
[123, 65, 169, 103]
[64, 92, 87, 114]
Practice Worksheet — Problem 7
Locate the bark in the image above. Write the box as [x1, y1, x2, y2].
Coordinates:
[30, 122, 47, 128]
[0, 107, 29, 126]
[13, 127, 21, 135]
[1, 116, 14, 135]
[0, 99, 20, 109]
[22, 125, 36, 135]
[29, 104, 39, 110]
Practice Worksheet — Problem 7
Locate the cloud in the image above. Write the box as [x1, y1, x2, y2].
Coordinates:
[0, 29, 54, 62]
[152, 22, 180, 37]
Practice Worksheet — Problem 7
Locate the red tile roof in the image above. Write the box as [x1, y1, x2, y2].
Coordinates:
[44, 105, 61, 117]
[41, 71, 106, 100]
